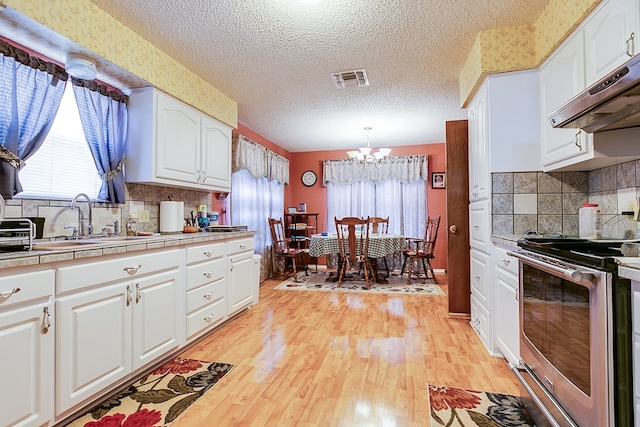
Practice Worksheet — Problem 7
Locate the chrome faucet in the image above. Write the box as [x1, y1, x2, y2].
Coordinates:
[70, 193, 93, 237]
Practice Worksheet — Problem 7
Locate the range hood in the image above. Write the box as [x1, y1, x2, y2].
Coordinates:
[549, 54, 640, 133]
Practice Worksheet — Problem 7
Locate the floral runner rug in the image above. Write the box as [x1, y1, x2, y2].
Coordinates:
[428, 384, 536, 427]
[275, 270, 446, 296]
[66, 357, 234, 427]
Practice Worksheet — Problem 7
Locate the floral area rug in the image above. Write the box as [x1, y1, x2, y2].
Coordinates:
[66, 357, 234, 427]
[428, 385, 536, 427]
[275, 270, 446, 296]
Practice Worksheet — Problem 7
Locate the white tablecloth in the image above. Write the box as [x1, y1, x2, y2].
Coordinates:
[309, 233, 405, 258]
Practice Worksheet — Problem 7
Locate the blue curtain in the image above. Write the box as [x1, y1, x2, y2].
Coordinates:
[0, 40, 67, 199]
[72, 79, 128, 204]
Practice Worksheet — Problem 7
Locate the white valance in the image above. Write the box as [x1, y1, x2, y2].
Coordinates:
[232, 134, 289, 185]
[323, 155, 428, 185]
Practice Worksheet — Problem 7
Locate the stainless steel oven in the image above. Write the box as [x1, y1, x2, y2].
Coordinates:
[509, 240, 632, 427]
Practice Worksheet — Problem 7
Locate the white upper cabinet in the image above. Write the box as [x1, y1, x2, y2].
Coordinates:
[467, 81, 489, 201]
[125, 88, 232, 191]
[585, 0, 639, 86]
[541, 0, 639, 171]
[540, 31, 591, 169]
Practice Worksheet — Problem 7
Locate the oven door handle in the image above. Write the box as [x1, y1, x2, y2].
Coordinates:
[508, 251, 595, 283]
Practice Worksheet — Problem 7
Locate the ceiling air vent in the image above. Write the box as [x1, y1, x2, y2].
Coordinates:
[330, 69, 369, 89]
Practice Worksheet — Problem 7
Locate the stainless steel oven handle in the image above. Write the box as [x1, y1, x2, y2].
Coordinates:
[508, 251, 595, 284]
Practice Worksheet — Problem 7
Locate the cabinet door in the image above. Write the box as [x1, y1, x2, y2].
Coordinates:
[471, 294, 492, 351]
[540, 32, 591, 168]
[495, 270, 520, 366]
[468, 83, 489, 201]
[56, 284, 132, 414]
[132, 268, 180, 371]
[585, 0, 639, 85]
[0, 301, 53, 427]
[470, 249, 490, 307]
[228, 251, 254, 316]
[155, 91, 200, 183]
[200, 114, 231, 190]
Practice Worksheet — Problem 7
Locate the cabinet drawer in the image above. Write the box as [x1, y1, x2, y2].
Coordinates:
[186, 298, 226, 340]
[186, 279, 225, 314]
[186, 257, 226, 290]
[471, 249, 490, 306]
[186, 242, 225, 265]
[58, 250, 180, 293]
[469, 200, 490, 253]
[493, 245, 518, 276]
[0, 269, 54, 309]
[227, 238, 254, 256]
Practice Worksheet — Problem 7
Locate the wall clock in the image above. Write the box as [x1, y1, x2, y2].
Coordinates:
[301, 170, 317, 187]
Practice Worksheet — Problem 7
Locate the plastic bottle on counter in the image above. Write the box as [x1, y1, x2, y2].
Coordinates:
[578, 203, 601, 239]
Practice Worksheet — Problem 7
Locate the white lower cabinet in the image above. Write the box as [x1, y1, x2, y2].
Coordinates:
[0, 269, 54, 427]
[493, 252, 520, 366]
[228, 237, 255, 316]
[0, 234, 257, 426]
[186, 242, 227, 341]
[470, 248, 493, 352]
[56, 250, 181, 417]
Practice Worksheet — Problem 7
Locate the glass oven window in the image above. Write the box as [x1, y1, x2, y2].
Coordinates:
[522, 264, 591, 395]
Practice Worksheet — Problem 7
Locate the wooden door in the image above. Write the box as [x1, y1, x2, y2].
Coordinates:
[445, 120, 470, 315]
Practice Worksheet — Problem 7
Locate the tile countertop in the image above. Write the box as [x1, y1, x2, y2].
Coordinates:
[0, 231, 256, 270]
[616, 258, 640, 282]
[491, 235, 523, 247]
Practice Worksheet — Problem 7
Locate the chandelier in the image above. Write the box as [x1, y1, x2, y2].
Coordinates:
[347, 126, 391, 167]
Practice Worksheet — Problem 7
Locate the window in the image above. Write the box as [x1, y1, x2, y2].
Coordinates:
[18, 83, 102, 200]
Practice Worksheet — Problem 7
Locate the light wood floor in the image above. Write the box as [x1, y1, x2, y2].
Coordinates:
[174, 272, 519, 426]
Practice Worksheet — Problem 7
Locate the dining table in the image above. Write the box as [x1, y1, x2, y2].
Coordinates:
[309, 232, 406, 283]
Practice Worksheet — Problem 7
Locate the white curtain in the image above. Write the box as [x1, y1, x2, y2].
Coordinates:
[325, 155, 428, 269]
[231, 134, 288, 280]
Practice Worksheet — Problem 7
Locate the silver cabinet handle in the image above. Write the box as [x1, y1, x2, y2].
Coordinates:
[574, 132, 581, 150]
[473, 274, 480, 280]
[626, 32, 635, 57]
[203, 251, 212, 258]
[135, 283, 142, 303]
[516, 288, 520, 301]
[501, 258, 510, 266]
[204, 314, 214, 323]
[203, 292, 213, 300]
[126, 284, 132, 306]
[123, 264, 142, 275]
[0, 287, 20, 298]
[473, 225, 479, 230]
[42, 306, 51, 334]
[204, 271, 212, 279]
[239, 244, 246, 249]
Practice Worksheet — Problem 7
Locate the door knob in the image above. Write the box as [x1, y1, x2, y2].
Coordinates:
[449, 225, 457, 234]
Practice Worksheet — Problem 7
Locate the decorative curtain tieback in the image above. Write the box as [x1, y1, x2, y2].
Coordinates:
[101, 160, 123, 181]
[0, 146, 24, 169]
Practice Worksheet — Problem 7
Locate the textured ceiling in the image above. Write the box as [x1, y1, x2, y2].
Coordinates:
[88, 0, 549, 152]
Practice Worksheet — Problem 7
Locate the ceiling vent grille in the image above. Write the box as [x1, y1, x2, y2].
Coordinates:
[330, 69, 369, 89]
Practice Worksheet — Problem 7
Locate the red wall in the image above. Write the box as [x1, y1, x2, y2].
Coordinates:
[228, 125, 448, 269]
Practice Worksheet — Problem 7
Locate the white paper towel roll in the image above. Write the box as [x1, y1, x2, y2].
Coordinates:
[160, 201, 183, 233]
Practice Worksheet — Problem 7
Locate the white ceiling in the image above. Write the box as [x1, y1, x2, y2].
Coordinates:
[83, 1, 548, 152]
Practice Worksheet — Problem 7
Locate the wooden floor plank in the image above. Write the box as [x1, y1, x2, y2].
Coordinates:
[173, 272, 519, 426]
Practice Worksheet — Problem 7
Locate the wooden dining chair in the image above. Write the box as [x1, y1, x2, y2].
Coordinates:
[268, 217, 308, 281]
[334, 216, 375, 289]
[368, 216, 390, 277]
[400, 216, 441, 285]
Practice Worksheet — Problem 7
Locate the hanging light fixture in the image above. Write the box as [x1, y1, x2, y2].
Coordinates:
[347, 126, 391, 167]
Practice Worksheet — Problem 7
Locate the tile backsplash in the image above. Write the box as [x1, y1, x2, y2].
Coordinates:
[493, 160, 640, 238]
[4, 183, 213, 239]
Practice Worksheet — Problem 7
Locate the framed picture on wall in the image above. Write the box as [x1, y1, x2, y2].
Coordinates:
[287, 207, 297, 214]
[432, 172, 446, 189]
